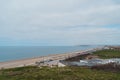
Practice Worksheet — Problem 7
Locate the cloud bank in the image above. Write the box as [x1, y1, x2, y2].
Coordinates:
[0, 0, 120, 46]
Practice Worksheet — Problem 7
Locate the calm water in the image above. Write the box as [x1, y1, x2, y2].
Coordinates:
[0, 46, 100, 62]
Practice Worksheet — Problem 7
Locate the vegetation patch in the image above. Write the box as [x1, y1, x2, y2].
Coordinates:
[92, 49, 120, 59]
[0, 66, 120, 80]
[91, 63, 120, 73]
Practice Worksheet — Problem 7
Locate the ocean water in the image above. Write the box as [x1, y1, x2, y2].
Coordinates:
[0, 46, 100, 62]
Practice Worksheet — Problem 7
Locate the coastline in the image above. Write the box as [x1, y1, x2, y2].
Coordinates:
[0, 47, 103, 69]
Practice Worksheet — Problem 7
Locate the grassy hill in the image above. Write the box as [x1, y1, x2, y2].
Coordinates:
[0, 66, 120, 80]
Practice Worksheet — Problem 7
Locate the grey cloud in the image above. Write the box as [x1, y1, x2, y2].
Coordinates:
[0, 0, 120, 28]
[0, 0, 120, 45]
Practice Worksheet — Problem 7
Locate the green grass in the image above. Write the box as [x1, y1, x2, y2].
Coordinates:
[0, 66, 120, 80]
[92, 49, 120, 59]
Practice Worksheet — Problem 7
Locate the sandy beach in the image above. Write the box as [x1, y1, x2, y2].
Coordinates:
[0, 51, 84, 69]
[0, 57, 43, 69]
[0, 47, 103, 69]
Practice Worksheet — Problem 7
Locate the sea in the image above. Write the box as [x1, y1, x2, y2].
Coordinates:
[0, 45, 101, 62]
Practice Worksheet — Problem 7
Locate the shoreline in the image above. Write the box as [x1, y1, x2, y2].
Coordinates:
[0, 47, 104, 69]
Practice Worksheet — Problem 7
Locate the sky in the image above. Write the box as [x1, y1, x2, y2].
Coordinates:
[0, 0, 120, 46]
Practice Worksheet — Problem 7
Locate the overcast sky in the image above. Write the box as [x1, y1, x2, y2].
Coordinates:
[0, 0, 120, 46]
